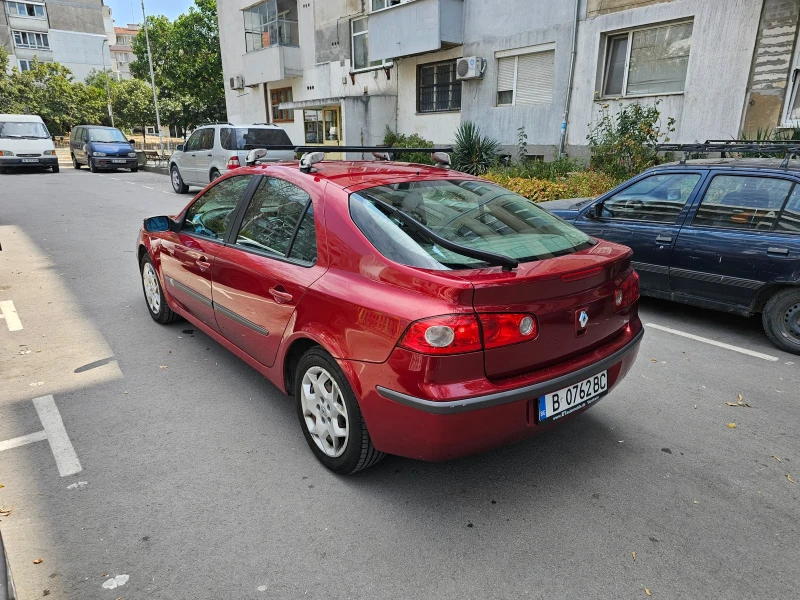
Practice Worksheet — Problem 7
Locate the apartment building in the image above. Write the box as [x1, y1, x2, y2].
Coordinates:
[1, 0, 111, 82]
[110, 23, 138, 80]
[218, 0, 800, 157]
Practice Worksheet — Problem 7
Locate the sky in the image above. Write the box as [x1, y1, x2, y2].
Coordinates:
[104, 0, 194, 26]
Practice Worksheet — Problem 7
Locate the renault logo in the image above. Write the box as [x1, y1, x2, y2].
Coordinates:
[578, 310, 589, 329]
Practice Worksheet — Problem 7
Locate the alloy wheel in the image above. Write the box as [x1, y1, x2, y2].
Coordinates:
[300, 366, 349, 458]
[171, 168, 181, 191]
[142, 262, 161, 315]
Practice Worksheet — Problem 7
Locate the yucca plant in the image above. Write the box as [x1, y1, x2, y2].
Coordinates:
[451, 121, 500, 175]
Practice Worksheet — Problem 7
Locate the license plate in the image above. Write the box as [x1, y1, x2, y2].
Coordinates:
[537, 371, 608, 423]
[21, 158, 39, 163]
[112, 159, 127, 163]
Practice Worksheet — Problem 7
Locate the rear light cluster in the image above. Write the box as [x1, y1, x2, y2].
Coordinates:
[399, 313, 538, 355]
[613, 271, 639, 312]
[226, 156, 240, 170]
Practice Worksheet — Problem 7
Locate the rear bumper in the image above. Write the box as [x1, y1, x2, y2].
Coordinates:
[350, 321, 643, 461]
[0, 156, 57, 167]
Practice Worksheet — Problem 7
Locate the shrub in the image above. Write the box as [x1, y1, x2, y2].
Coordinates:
[451, 121, 500, 175]
[588, 101, 675, 180]
[383, 127, 434, 165]
[483, 170, 619, 203]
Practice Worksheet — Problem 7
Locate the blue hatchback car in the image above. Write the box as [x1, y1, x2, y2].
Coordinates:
[540, 158, 800, 354]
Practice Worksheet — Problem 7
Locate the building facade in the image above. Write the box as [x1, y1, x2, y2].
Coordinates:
[110, 23, 138, 80]
[218, 0, 800, 158]
[1, 0, 111, 82]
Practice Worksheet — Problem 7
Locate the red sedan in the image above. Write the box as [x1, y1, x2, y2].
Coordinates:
[137, 154, 643, 473]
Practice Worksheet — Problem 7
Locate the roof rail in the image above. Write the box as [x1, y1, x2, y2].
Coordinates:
[243, 146, 455, 168]
[655, 141, 800, 168]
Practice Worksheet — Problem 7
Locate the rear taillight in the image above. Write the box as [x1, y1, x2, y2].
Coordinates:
[479, 313, 538, 349]
[399, 313, 537, 355]
[614, 271, 639, 312]
[226, 156, 240, 169]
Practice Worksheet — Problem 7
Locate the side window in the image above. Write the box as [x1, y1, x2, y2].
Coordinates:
[80, 128, 88, 143]
[288, 203, 318, 263]
[602, 173, 701, 223]
[181, 175, 253, 239]
[235, 177, 311, 257]
[199, 128, 215, 151]
[220, 128, 234, 151]
[777, 186, 800, 234]
[693, 175, 793, 231]
[184, 130, 202, 152]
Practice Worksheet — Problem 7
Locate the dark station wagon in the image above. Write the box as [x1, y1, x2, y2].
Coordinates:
[541, 155, 800, 355]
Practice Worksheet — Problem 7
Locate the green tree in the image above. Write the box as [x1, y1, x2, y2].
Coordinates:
[112, 79, 157, 141]
[130, 0, 225, 129]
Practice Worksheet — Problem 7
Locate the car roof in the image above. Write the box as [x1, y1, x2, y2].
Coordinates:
[0, 114, 45, 123]
[652, 157, 800, 174]
[78, 125, 119, 130]
[239, 160, 480, 191]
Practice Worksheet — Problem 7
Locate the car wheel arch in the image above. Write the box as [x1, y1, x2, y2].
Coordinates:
[280, 332, 352, 396]
[754, 282, 800, 314]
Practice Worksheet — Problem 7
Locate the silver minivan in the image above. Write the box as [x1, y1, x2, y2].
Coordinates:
[168, 123, 294, 193]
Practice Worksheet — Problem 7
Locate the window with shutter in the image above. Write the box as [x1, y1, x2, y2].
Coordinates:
[496, 57, 515, 105]
[515, 51, 554, 105]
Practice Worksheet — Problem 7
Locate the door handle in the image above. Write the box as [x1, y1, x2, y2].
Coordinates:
[655, 235, 673, 244]
[269, 286, 293, 304]
[207, 153, 213, 157]
[196, 257, 211, 270]
[768, 247, 789, 256]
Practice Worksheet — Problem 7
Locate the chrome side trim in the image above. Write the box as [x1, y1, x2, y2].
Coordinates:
[376, 328, 644, 415]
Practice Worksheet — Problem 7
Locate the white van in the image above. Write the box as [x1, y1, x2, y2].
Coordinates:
[0, 114, 59, 174]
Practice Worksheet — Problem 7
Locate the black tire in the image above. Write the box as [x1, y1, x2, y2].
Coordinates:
[140, 253, 180, 325]
[210, 169, 221, 182]
[295, 347, 384, 474]
[72, 154, 81, 169]
[52, 164, 60, 173]
[131, 166, 139, 173]
[762, 288, 800, 355]
[171, 165, 189, 194]
[89, 158, 99, 173]
[0, 168, 7, 175]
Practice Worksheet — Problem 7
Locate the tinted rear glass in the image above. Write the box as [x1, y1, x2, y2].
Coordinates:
[350, 180, 595, 270]
[232, 128, 292, 150]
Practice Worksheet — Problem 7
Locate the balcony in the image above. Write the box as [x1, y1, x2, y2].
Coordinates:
[241, 0, 301, 85]
[368, 0, 463, 62]
[242, 44, 302, 85]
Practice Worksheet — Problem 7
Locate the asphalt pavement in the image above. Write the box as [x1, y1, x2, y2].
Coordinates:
[0, 168, 798, 599]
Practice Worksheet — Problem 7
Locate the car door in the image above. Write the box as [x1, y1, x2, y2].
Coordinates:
[671, 171, 797, 309]
[575, 171, 704, 294]
[179, 130, 203, 184]
[194, 128, 216, 183]
[770, 186, 800, 283]
[77, 127, 89, 164]
[211, 176, 326, 367]
[158, 175, 256, 331]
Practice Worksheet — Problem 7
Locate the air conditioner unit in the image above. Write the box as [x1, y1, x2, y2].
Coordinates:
[229, 75, 245, 90]
[456, 56, 485, 81]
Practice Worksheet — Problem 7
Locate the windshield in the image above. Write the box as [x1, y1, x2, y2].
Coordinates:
[230, 128, 292, 150]
[350, 180, 595, 270]
[0, 121, 50, 139]
[87, 128, 129, 143]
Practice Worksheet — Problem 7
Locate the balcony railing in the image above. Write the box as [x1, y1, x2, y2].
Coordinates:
[245, 19, 299, 52]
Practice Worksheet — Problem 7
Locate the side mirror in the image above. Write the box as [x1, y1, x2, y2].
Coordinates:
[176, 144, 184, 152]
[245, 148, 268, 166]
[128, 139, 136, 145]
[143, 216, 178, 233]
[586, 203, 603, 219]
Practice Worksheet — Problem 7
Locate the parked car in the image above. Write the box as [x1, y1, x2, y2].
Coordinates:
[137, 154, 643, 473]
[540, 158, 800, 354]
[0, 113, 59, 173]
[70, 125, 138, 173]
[168, 123, 294, 193]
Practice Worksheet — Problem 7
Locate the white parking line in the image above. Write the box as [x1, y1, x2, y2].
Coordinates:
[645, 323, 779, 362]
[161, 191, 172, 195]
[0, 430, 47, 452]
[109, 177, 120, 180]
[142, 186, 154, 190]
[33, 395, 82, 476]
[0, 300, 23, 331]
[125, 181, 137, 186]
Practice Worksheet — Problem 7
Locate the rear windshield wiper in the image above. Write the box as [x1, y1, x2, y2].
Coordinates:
[368, 197, 519, 271]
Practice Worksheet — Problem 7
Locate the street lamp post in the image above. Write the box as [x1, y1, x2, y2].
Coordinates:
[101, 38, 115, 128]
[141, 0, 163, 153]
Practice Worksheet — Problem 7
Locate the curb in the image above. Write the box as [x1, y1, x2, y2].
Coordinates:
[143, 165, 168, 175]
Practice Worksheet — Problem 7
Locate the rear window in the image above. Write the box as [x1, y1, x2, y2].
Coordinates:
[227, 127, 292, 150]
[350, 180, 595, 270]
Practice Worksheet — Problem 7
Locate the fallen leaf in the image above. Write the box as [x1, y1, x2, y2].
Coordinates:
[771, 455, 782, 462]
[33, 558, 43, 564]
[788, 474, 795, 484]
[159, 366, 167, 369]
[632, 551, 636, 561]
[725, 402, 737, 406]
[726, 423, 736, 429]
[0, 483, 3, 489]
[645, 589, 651, 597]
[650, 358, 657, 363]
[737, 393, 743, 403]
[0, 505, 12, 516]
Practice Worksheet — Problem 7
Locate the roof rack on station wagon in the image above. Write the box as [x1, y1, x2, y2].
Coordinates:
[655, 140, 800, 168]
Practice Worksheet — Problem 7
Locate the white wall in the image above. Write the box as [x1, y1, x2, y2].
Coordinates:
[567, 0, 763, 146]
[48, 29, 111, 83]
[396, 46, 463, 144]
